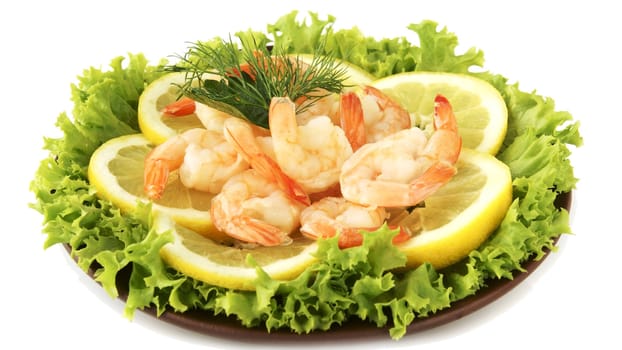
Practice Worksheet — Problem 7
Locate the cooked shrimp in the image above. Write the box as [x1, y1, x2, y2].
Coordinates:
[210, 169, 305, 246]
[300, 196, 411, 248]
[223, 117, 310, 206]
[143, 128, 249, 199]
[193, 102, 235, 132]
[359, 85, 411, 142]
[295, 92, 341, 126]
[269, 96, 353, 194]
[161, 97, 244, 134]
[340, 94, 462, 207]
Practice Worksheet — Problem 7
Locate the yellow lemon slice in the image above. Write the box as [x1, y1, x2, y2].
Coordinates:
[87, 133, 228, 241]
[395, 148, 513, 269]
[154, 214, 318, 291]
[371, 72, 508, 155]
[137, 72, 214, 145]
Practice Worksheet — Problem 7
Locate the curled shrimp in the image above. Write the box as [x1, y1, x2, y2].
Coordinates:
[223, 117, 310, 206]
[269, 97, 353, 194]
[210, 169, 305, 246]
[359, 85, 411, 143]
[143, 128, 249, 200]
[340, 94, 462, 207]
[300, 197, 410, 248]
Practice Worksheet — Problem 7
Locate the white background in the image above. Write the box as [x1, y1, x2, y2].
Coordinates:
[3, 0, 620, 349]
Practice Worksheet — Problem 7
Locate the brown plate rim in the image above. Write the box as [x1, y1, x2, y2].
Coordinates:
[66, 191, 571, 341]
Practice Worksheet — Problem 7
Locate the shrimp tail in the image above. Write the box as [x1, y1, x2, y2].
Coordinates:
[340, 92, 366, 151]
[232, 216, 293, 246]
[143, 134, 189, 200]
[337, 227, 364, 248]
[406, 161, 457, 205]
[144, 155, 169, 200]
[433, 95, 458, 132]
[258, 155, 312, 206]
[161, 97, 196, 117]
[211, 198, 292, 246]
[427, 94, 462, 164]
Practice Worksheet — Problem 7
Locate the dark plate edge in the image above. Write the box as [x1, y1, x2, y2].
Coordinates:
[64, 191, 572, 341]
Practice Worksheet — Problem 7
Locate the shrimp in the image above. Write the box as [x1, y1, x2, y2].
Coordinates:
[194, 102, 235, 132]
[210, 169, 305, 246]
[340, 94, 462, 207]
[300, 196, 411, 248]
[268, 96, 353, 194]
[358, 85, 411, 143]
[222, 117, 310, 206]
[161, 97, 239, 134]
[143, 128, 249, 200]
[295, 92, 341, 126]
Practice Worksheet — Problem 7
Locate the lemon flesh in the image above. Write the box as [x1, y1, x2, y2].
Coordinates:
[154, 214, 318, 291]
[87, 134, 228, 241]
[138, 72, 210, 145]
[396, 148, 513, 269]
[371, 72, 508, 155]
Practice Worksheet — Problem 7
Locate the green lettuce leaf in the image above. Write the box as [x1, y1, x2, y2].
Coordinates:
[30, 11, 581, 340]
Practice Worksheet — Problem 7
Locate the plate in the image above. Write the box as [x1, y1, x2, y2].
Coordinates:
[67, 192, 571, 340]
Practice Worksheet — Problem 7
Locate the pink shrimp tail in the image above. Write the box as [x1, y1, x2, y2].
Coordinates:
[259, 156, 311, 207]
[340, 92, 366, 151]
[210, 198, 292, 246]
[430, 94, 462, 164]
[144, 154, 169, 200]
[232, 216, 293, 246]
[407, 161, 457, 205]
[161, 97, 196, 117]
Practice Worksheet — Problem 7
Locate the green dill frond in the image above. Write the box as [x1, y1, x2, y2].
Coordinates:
[164, 33, 348, 128]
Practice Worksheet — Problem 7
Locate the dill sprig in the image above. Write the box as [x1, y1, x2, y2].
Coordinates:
[165, 34, 348, 128]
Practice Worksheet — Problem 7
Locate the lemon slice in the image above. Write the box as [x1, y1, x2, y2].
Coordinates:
[395, 148, 513, 269]
[87, 133, 228, 241]
[138, 72, 214, 145]
[154, 214, 318, 291]
[371, 72, 508, 155]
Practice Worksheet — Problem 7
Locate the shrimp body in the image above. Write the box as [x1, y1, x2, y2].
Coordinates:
[340, 94, 462, 208]
[295, 92, 341, 126]
[210, 169, 305, 246]
[300, 196, 386, 242]
[269, 97, 353, 194]
[144, 128, 249, 199]
[223, 117, 310, 206]
[359, 85, 411, 143]
[194, 102, 234, 132]
[300, 196, 411, 248]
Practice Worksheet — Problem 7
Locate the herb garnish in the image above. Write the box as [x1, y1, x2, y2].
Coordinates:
[166, 33, 348, 128]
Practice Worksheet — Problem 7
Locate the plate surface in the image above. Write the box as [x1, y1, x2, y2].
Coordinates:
[69, 192, 571, 340]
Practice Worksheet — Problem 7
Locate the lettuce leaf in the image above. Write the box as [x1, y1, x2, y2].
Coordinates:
[30, 11, 581, 340]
